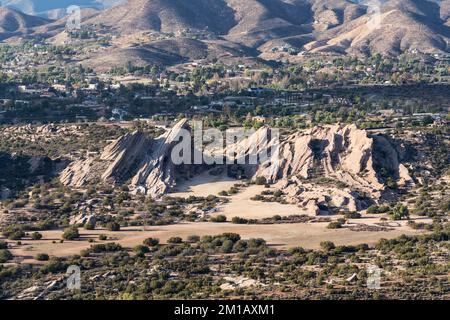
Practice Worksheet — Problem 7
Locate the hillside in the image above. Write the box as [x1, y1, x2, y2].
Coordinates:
[1, 0, 124, 18]
[306, 0, 450, 55]
[83, 0, 450, 56]
[1, 0, 450, 65]
[0, 6, 50, 40]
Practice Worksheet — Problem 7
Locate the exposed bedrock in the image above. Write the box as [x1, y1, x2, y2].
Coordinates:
[60, 120, 413, 213]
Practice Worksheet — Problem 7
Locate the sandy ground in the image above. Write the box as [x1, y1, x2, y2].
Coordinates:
[6, 175, 431, 264]
[8, 218, 428, 264]
[170, 171, 238, 198]
[216, 185, 302, 219]
[171, 173, 302, 219]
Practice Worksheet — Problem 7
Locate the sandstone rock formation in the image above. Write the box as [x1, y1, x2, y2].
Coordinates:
[227, 124, 413, 212]
[60, 120, 413, 213]
[60, 119, 190, 197]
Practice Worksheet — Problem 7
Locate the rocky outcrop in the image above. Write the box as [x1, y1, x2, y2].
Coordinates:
[228, 124, 413, 212]
[70, 213, 97, 227]
[60, 119, 190, 198]
[60, 121, 413, 212]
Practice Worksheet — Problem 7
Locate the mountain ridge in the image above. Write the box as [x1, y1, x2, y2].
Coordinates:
[1, 0, 449, 67]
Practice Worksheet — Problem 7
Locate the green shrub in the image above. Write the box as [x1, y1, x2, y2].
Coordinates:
[106, 222, 121, 231]
[133, 245, 150, 255]
[167, 237, 183, 244]
[211, 215, 227, 223]
[31, 232, 43, 240]
[187, 235, 200, 243]
[2, 226, 25, 240]
[35, 253, 49, 261]
[390, 203, 410, 220]
[0, 249, 13, 263]
[320, 241, 336, 251]
[143, 238, 159, 247]
[255, 176, 267, 185]
[62, 226, 80, 240]
[232, 217, 248, 224]
[344, 212, 361, 219]
[327, 221, 342, 229]
[84, 221, 96, 230]
[40, 257, 66, 274]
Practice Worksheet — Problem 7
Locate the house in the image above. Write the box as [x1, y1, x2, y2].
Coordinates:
[252, 116, 267, 123]
[52, 84, 67, 92]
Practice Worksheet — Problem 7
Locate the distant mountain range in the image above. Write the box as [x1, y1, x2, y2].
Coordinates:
[0, 0, 449, 68]
[0, 0, 124, 18]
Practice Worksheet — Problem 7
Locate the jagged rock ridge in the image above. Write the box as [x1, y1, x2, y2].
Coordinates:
[232, 124, 413, 212]
[60, 119, 189, 197]
[60, 120, 413, 213]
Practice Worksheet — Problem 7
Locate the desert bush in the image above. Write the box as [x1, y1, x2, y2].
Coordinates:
[391, 203, 410, 220]
[0, 249, 13, 263]
[187, 235, 200, 243]
[40, 257, 66, 274]
[35, 253, 49, 261]
[143, 238, 160, 247]
[84, 221, 96, 230]
[255, 176, 267, 185]
[62, 226, 79, 240]
[231, 216, 248, 224]
[167, 237, 183, 244]
[106, 222, 121, 231]
[327, 221, 342, 229]
[133, 245, 150, 255]
[31, 232, 43, 240]
[320, 241, 336, 251]
[211, 215, 227, 223]
[344, 212, 361, 219]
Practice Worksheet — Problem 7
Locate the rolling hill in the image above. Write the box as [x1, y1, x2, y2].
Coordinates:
[0, 6, 50, 40]
[1, 0, 124, 18]
[1, 0, 449, 67]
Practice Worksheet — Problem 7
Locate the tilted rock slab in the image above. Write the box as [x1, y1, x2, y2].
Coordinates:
[60, 119, 189, 198]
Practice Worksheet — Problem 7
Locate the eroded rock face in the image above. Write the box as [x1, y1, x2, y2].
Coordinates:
[229, 124, 413, 213]
[60, 119, 190, 198]
[60, 121, 412, 213]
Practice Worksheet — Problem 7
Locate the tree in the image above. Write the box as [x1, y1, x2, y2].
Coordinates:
[31, 232, 43, 240]
[62, 226, 80, 240]
[320, 241, 336, 251]
[187, 235, 200, 243]
[133, 245, 150, 255]
[211, 215, 227, 223]
[0, 249, 13, 263]
[35, 253, 49, 261]
[84, 221, 96, 230]
[167, 237, 183, 244]
[106, 222, 121, 232]
[255, 176, 267, 185]
[143, 238, 159, 247]
[391, 203, 410, 220]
